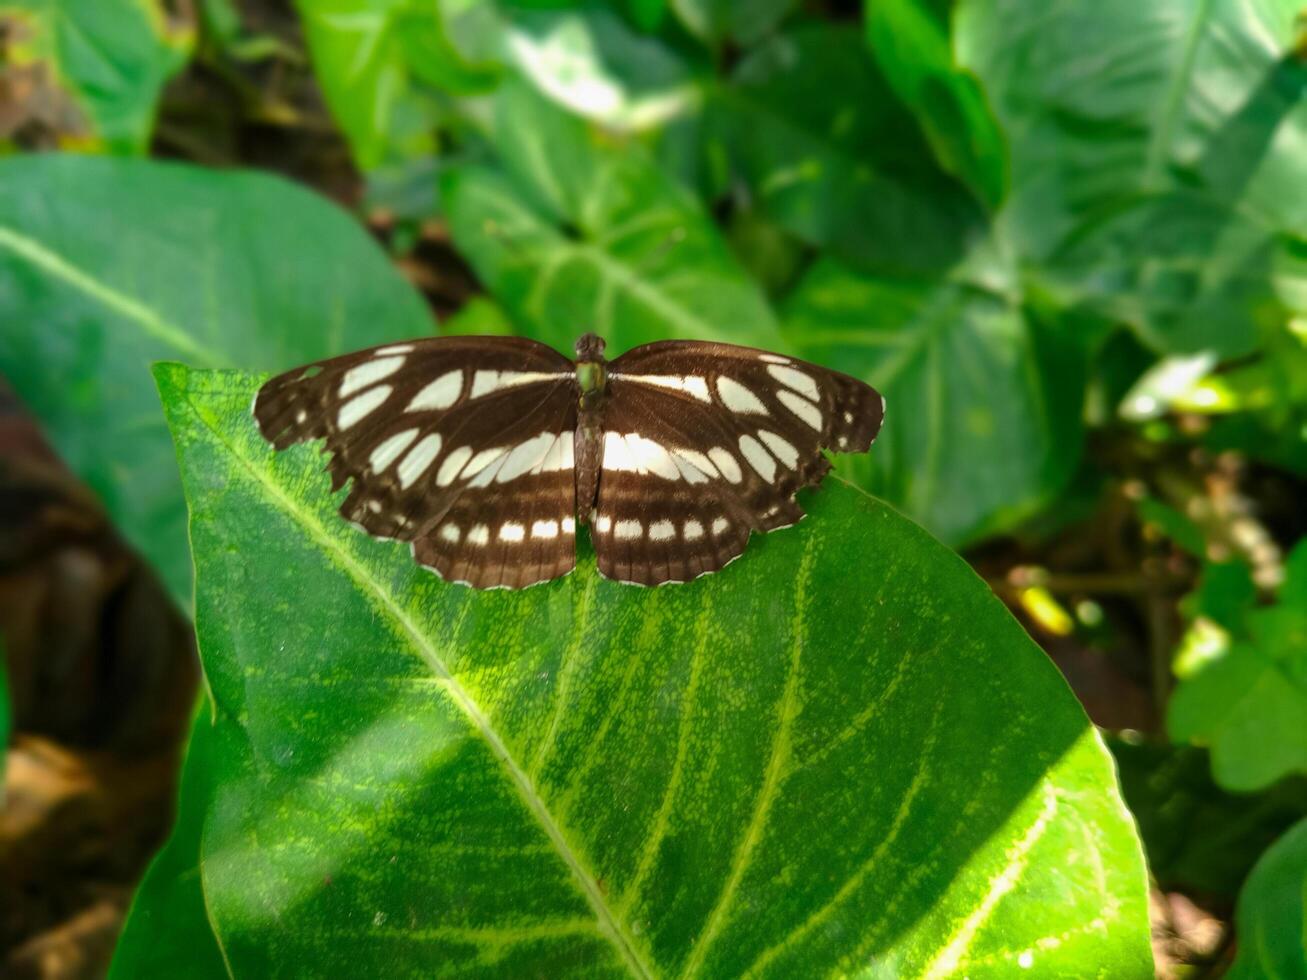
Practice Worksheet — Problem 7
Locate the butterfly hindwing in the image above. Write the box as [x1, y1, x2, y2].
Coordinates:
[253, 336, 579, 589]
[591, 341, 884, 585]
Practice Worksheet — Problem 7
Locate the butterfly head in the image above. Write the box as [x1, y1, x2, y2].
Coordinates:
[574, 332, 606, 362]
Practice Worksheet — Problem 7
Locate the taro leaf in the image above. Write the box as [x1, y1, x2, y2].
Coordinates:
[443, 82, 781, 354]
[1229, 817, 1307, 979]
[864, 0, 1007, 210]
[1169, 539, 1307, 792]
[111, 362, 1150, 977]
[956, 0, 1307, 356]
[713, 25, 983, 276]
[0, 0, 192, 153]
[781, 253, 1086, 547]
[0, 154, 437, 610]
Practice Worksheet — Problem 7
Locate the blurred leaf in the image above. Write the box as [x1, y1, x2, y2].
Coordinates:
[958, 0, 1307, 356]
[864, 0, 1007, 210]
[624, 0, 666, 32]
[1118, 351, 1220, 421]
[1182, 561, 1257, 634]
[441, 295, 516, 336]
[1110, 739, 1307, 898]
[782, 251, 1086, 546]
[443, 83, 781, 353]
[0, 0, 192, 153]
[116, 362, 1150, 976]
[1136, 496, 1206, 558]
[0, 154, 437, 610]
[1169, 539, 1307, 791]
[110, 713, 228, 980]
[723, 208, 805, 299]
[714, 25, 982, 275]
[295, 0, 497, 170]
[1229, 817, 1307, 979]
[671, 0, 796, 47]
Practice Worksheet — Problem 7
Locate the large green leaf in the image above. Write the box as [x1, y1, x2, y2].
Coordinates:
[0, 0, 192, 153]
[0, 154, 437, 609]
[1168, 538, 1307, 792]
[712, 25, 983, 275]
[443, 83, 781, 353]
[781, 252, 1086, 547]
[864, 0, 1007, 210]
[111, 362, 1151, 977]
[956, 0, 1307, 355]
[1229, 817, 1307, 979]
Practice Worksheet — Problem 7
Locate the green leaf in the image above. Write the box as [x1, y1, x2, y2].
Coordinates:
[670, 0, 796, 48]
[0, 154, 437, 610]
[115, 362, 1151, 977]
[1169, 539, 1307, 791]
[441, 295, 516, 336]
[110, 711, 229, 980]
[0, 0, 192, 152]
[714, 25, 983, 275]
[957, 0, 1307, 356]
[781, 253, 1086, 546]
[1229, 817, 1307, 979]
[864, 0, 1007, 210]
[443, 83, 781, 353]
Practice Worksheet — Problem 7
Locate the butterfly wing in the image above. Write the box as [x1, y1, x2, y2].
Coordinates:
[592, 340, 883, 585]
[253, 336, 579, 589]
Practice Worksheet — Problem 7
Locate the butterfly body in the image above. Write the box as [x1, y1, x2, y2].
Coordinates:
[254, 333, 883, 589]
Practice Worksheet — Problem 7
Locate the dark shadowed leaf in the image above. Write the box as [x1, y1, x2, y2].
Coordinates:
[442, 83, 781, 353]
[1228, 817, 1307, 979]
[111, 363, 1150, 977]
[670, 0, 796, 48]
[0, 154, 437, 609]
[712, 25, 983, 275]
[957, 0, 1307, 355]
[781, 252, 1086, 546]
[864, 0, 1007, 210]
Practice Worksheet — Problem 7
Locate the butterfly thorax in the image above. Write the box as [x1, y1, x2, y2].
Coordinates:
[573, 333, 609, 524]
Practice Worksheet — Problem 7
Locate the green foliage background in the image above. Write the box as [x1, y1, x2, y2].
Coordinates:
[1, 0, 1305, 975]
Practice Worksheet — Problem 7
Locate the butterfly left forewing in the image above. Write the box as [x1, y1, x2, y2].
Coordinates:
[592, 340, 883, 585]
[253, 335, 579, 589]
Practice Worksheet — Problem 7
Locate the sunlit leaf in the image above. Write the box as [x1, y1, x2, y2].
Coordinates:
[443, 82, 781, 353]
[0, 0, 192, 153]
[110, 363, 1151, 977]
[957, 0, 1307, 356]
[781, 252, 1086, 546]
[0, 154, 437, 609]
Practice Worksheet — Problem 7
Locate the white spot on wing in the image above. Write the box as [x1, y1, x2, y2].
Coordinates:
[603, 432, 680, 480]
[368, 427, 420, 472]
[499, 522, 525, 542]
[596, 515, 612, 533]
[759, 430, 799, 469]
[716, 377, 768, 414]
[468, 524, 490, 545]
[711, 517, 729, 536]
[767, 363, 819, 401]
[671, 448, 716, 484]
[377, 343, 414, 355]
[561, 517, 576, 534]
[613, 373, 710, 402]
[779, 389, 823, 430]
[340, 355, 404, 397]
[436, 445, 473, 486]
[760, 354, 789, 364]
[461, 446, 507, 486]
[531, 519, 559, 539]
[649, 520, 675, 541]
[397, 433, 442, 489]
[615, 519, 643, 540]
[683, 520, 704, 540]
[738, 434, 776, 481]
[497, 432, 555, 483]
[338, 385, 391, 429]
[470, 370, 560, 398]
[439, 524, 460, 543]
[407, 371, 462, 412]
[708, 447, 742, 483]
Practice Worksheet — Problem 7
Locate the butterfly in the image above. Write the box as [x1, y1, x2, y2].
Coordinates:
[253, 333, 884, 589]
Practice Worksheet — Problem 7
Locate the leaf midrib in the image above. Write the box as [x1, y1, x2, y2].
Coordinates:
[176, 378, 654, 979]
[0, 226, 225, 365]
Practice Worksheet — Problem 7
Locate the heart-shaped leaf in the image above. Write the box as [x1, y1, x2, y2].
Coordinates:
[1229, 817, 1307, 979]
[0, 154, 437, 609]
[112, 363, 1150, 977]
